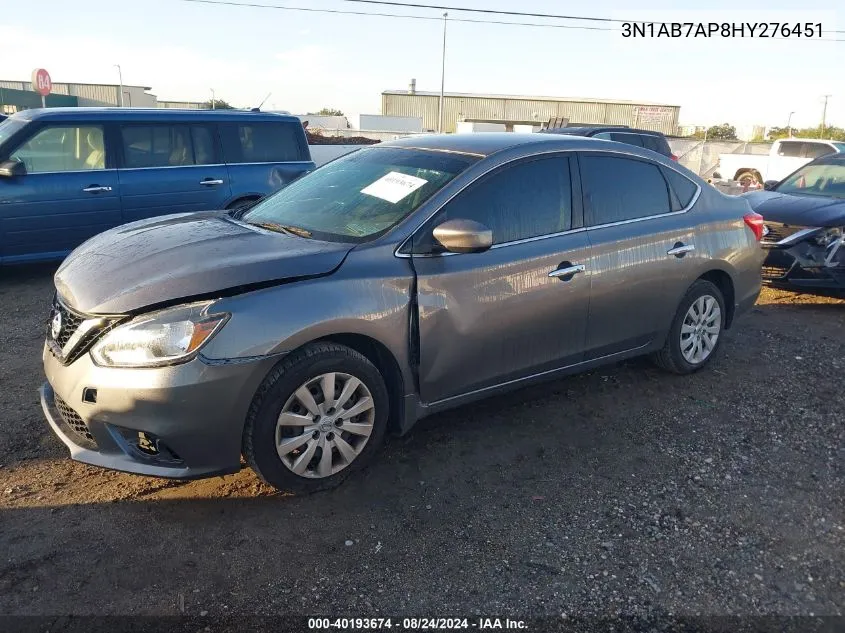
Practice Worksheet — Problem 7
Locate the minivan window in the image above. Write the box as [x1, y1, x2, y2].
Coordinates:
[438, 156, 572, 244]
[242, 147, 476, 242]
[581, 155, 672, 225]
[221, 122, 304, 163]
[10, 125, 106, 173]
[121, 124, 216, 168]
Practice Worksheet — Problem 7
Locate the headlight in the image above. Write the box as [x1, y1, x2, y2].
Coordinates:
[90, 302, 230, 368]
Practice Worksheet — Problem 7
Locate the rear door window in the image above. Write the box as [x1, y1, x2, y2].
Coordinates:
[220, 121, 305, 163]
[581, 154, 672, 225]
[640, 134, 670, 156]
[120, 124, 217, 168]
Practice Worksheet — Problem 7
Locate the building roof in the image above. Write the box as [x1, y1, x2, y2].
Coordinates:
[12, 107, 301, 123]
[382, 90, 679, 108]
[1, 79, 153, 90]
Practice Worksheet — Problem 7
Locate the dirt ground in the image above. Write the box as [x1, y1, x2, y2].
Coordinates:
[0, 264, 842, 618]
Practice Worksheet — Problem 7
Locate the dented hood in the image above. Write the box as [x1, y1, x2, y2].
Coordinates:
[55, 212, 353, 314]
[743, 190, 845, 227]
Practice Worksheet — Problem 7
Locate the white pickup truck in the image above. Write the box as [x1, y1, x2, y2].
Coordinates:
[717, 138, 845, 185]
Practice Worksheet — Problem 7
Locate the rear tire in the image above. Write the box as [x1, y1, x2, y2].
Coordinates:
[243, 342, 389, 494]
[652, 280, 726, 375]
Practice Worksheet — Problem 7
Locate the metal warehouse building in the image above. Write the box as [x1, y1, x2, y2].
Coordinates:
[0, 80, 204, 113]
[382, 88, 680, 135]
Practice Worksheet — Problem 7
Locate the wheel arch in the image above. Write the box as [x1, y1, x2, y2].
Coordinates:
[696, 269, 736, 328]
[307, 333, 407, 436]
[733, 168, 763, 183]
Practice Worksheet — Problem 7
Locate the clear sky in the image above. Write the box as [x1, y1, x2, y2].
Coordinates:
[0, 0, 842, 129]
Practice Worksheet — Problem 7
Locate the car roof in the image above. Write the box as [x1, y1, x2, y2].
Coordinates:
[543, 126, 666, 137]
[379, 132, 677, 162]
[776, 137, 842, 144]
[11, 107, 301, 124]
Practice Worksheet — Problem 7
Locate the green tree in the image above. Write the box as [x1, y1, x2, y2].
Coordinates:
[309, 108, 344, 116]
[705, 123, 738, 140]
[202, 99, 236, 110]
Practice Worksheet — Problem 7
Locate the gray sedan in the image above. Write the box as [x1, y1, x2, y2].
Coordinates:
[41, 133, 766, 492]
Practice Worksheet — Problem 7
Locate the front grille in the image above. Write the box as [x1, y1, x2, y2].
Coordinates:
[46, 296, 120, 365]
[48, 299, 84, 352]
[54, 393, 96, 446]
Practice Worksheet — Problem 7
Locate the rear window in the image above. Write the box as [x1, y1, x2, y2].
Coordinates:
[220, 121, 305, 163]
[609, 132, 644, 147]
[641, 134, 670, 155]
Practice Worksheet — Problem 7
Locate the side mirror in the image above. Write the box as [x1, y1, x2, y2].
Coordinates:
[763, 180, 778, 191]
[0, 159, 25, 178]
[432, 218, 493, 254]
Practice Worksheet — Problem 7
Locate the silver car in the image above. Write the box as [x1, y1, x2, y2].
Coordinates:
[40, 134, 766, 492]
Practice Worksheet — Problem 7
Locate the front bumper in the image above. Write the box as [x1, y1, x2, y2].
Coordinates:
[41, 343, 280, 479]
[762, 245, 845, 293]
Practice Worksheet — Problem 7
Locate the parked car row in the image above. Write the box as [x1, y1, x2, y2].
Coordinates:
[716, 137, 845, 186]
[38, 132, 767, 492]
[0, 108, 314, 263]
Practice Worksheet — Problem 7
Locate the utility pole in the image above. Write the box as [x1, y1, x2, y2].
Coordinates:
[820, 95, 831, 137]
[787, 111, 795, 137]
[114, 65, 124, 107]
[210, 88, 216, 110]
[438, 12, 448, 133]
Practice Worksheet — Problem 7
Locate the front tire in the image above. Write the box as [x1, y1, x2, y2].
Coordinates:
[243, 343, 389, 493]
[652, 280, 726, 375]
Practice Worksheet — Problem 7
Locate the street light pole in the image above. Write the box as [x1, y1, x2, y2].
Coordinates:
[787, 111, 795, 137]
[211, 88, 216, 110]
[114, 65, 124, 107]
[438, 12, 448, 133]
[820, 95, 831, 137]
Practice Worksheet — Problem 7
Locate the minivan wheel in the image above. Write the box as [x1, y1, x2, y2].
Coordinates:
[652, 280, 726, 375]
[243, 342, 389, 493]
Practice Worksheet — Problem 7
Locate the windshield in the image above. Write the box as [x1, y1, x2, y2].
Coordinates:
[0, 118, 28, 146]
[776, 161, 845, 198]
[242, 146, 477, 242]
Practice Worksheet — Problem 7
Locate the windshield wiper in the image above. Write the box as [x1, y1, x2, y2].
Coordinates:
[247, 221, 312, 238]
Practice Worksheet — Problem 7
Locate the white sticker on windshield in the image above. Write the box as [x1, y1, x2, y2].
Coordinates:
[361, 171, 428, 204]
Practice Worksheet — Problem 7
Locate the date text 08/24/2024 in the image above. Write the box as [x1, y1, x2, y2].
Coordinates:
[307, 618, 527, 630]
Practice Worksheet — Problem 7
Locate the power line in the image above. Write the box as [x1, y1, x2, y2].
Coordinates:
[179, 0, 614, 31]
[179, 0, 845, 40]
[338, 0, 845, 34]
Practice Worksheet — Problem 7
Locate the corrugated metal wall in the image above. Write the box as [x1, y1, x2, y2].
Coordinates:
[383, 93, 680, 135]
[0, 81, 157, 108]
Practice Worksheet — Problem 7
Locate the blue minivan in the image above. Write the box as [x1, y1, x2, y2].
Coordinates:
[0, 108, 314, 263]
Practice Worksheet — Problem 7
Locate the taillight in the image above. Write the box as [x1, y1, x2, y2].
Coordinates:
[744, 212, 765, 241]
[670, 153, 679, 161]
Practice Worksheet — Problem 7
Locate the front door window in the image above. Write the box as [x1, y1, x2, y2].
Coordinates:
[10, 125, 106, 173]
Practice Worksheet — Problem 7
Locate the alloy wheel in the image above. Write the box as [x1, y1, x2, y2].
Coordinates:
[275, 372, 375, 478]
[680, 295, 721, 365]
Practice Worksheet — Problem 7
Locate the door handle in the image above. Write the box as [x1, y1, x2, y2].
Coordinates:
[82, 185, 112, 193]
[548, 263, 586, 280]
[667, 243, 695, 257]
[200, 179, 224, 186]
